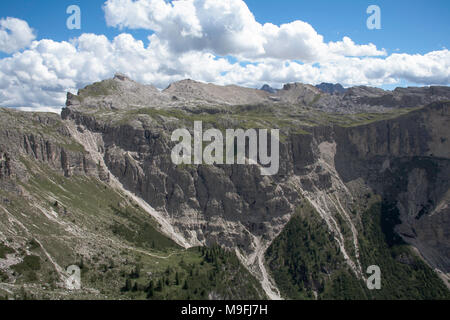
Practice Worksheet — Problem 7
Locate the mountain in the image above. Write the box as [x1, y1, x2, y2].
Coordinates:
[0, 74, 449, 300]
[260, 84, 278, 94]
[315, 83, 346, 94]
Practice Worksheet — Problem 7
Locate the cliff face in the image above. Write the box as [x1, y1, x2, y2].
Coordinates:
[0, 108, 98, 181]
[1, 76, 449, 299]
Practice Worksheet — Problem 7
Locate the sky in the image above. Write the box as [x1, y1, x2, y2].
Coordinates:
[0, 0, 449, 112]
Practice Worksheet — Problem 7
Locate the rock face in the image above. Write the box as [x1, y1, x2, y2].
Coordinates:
[1, 76, 450, 298]
[0, 108, 98, 181]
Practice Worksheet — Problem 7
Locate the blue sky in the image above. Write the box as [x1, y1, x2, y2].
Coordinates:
[0, 0, 448, 110]
[1, 0, 448, 54]
[247, 0, 450, 53]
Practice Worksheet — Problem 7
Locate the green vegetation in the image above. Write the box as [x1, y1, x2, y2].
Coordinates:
[128, 104, 311, 136]
[0, 102, 443, 300]
[12, 255, 41, 273]
[110, 206, 177, 250]
[266, 201, 366, 299]
[3, 158, 178, 294]
[27, 239, 40, 251]
[60, 141, 86, 153]
[0, 269, 8, 282]
[334, 109, 419, 127]
[358, 202, 450, 299]
[20, 160, 177, 250]
[309, 94, 322, 107]
[114, 102, 420, 136]
[119, 246, 265, 300]
[320, 270, 368, 300]
[267, 198, 450, 300]
[78, 79, 119, 97]
[0, 243, 14, 259]
[0, 107, 86, 155]
[12, 255, 41, 282]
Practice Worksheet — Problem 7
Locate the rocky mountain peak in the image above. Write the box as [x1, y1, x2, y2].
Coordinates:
[315, 82, 346, 94]
[282, 82, 319, 92]
[113, 72, 131, 82]
[260, 84, 278, 94]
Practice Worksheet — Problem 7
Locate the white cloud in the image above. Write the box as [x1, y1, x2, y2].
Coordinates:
[105, 0, 266, 57]
[103, 0, 385, 60]
[259, 21, 327, 61]
[0, 17, 36, 54]
[328, 37, 386, 57]
[16, 106, 62, 114]
[385, 50, 450, 85]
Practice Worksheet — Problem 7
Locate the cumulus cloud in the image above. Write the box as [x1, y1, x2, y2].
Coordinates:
[105, 0, 266, 57]
[385, 50, 450, 85]
[0, 17, 36, 54]
[328, 37, 386, 57]
[103, 0, 386, 60]
[213, 50, 450, 88]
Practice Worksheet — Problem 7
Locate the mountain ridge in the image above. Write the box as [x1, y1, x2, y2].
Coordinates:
[66, 74, 450, 114]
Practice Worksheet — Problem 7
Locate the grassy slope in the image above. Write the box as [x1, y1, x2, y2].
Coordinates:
[119, 245, 265, 300]
[88, 101, 420, 137]
[266, 200, 366, 300]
